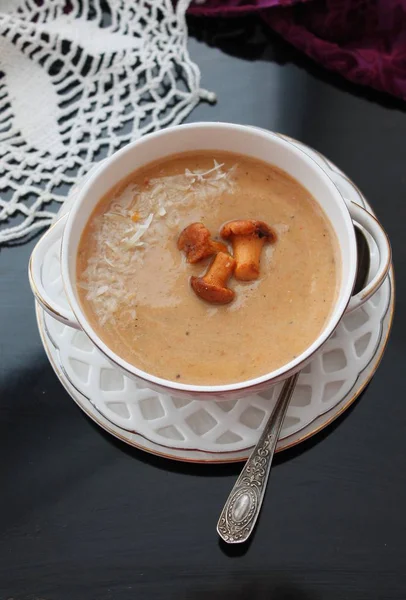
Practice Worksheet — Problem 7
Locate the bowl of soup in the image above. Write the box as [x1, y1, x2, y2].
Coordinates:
[29, 123, 391, 400]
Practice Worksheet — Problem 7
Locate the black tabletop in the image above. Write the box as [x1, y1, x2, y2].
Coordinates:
[1, 16, 405, 600]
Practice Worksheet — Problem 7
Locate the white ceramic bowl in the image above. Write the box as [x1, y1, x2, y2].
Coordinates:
[29, 123, 391, 401]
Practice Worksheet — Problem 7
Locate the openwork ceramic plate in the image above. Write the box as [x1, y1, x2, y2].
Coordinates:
[35, 138, 394, 462]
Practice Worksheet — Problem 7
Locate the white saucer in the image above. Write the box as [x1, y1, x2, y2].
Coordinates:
[34, 138, 394, 462]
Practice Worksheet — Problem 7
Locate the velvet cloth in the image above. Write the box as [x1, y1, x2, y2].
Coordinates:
[188, 1, 406, 100]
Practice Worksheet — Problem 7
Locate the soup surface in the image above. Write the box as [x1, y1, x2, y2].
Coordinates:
[77, 151, 339, 385]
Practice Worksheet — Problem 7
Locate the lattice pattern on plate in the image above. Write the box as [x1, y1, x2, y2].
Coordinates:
[43, 275, 389, 452]
[38, 135, 392, 454]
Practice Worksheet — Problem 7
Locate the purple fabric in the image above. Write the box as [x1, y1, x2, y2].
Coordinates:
[188, 0, 406, 101]
[189, 0, 302, 14]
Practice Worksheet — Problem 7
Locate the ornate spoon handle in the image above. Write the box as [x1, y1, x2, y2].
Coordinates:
[217, 374, 299, 544]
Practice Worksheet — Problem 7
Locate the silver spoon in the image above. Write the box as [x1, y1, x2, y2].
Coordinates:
[217, 226, 369, 544]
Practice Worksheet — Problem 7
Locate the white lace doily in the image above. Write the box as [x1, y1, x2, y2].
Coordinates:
[0, 0, 215, 244]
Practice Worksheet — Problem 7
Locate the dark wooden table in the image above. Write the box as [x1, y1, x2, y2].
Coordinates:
[1, 16, 405, 600]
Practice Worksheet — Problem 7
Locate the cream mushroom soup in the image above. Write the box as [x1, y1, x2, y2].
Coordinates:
[77, 151, 339, 385]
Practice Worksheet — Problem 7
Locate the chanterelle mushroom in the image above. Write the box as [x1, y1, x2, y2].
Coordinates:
[191, 252, 236, 304]
[177, 222, 228, 264]
[221, 220, 276, 281]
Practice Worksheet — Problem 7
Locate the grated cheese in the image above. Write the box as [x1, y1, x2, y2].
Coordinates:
[79, 160, 238, 325]
[122, 213, 154, 250]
